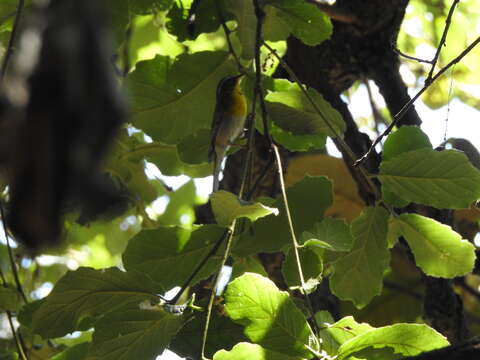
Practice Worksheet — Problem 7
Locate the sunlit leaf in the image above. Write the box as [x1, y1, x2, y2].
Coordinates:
[318, 315, 374, 356]
[266, 80, 345, 138]
[213, 342, 299, 360]
[379, 149, 480, 209]
[211, 190, 279, 227]
[337, 323, 449, 360]
[224, 273, 315, 358]
[395, 214, 476, 277]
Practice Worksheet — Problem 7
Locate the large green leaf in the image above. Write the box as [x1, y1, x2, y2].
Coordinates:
[382, 126, 432, 207]
[87, 308, 186, 360]
[213, 343, 299, 360]
[32, 268, 160, 338]
[330, 207, 390, 308]
[266, 80, 345, 138]
[123, 225, 225, 290]
[382, 126, 432, 161]
[395, 214, 476, 277]
[379, 149, 480, 209]
[224, 273, 315, 358]
[265, 0, 332, 46]
[337, 324, 449, 360]
[127, 52, 237, 144]
[211, 190, 279, 227]
[234, 176, 333, 256]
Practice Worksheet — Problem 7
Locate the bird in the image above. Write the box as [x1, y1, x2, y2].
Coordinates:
[209, 74, 247, 192]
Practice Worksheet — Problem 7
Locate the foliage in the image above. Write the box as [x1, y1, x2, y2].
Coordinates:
[1, 0, 480, 360]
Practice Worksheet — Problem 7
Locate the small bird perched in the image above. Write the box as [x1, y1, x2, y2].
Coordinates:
[209, 74, 247, 192]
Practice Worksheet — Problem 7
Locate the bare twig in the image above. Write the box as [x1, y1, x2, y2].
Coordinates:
[356, 35, 480, 166]
[0, 0, 25, 81]
[426, 0, 460, 84]
[393, 46, 433, 64]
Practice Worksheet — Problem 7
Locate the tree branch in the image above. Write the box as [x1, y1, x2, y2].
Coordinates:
[0, 0, 25, 81]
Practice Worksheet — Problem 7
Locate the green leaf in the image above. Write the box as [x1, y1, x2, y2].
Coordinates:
[127, 52, 236, 144]
[234, 176, 333, 256]
[395, 214, 476, 277]
[318, 315, 374, 356]
[302, 218, 354, 252]
[266, 0, 332, 46]
[51, 342, 90, 360]
[146, 143, 212, 177]
[88, 308, 186, 360]
[232, 256, 268, 279]
[266, 80, 345, 138]
[0, 286, 20, 311]
[177, 128, 210, 164]
[123, 225, 225, 290]
[166, 0, 227, 41]
[211, 191, 279, 227]
[32, 268, 160, 338]
[337, 323, 449, 360]
[224, 273, 315, 358]
[379, 149, 480, 209]
[225, 0, 255, 59]
[383, 126, 432, 161]
[270, 122, 327, 152]
[330, 207, 390, 308]
[282, 246, 322, 293]
[213, 342, 299, 360]
[382, 126, 432, 207]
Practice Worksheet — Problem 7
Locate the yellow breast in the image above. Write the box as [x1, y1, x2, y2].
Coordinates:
[229, 87, 247, 117]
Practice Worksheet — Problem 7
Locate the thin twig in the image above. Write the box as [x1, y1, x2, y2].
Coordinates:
[0, 230, 27, 360]
[168, 229, 229, 305]
[0, 202, 27, 303]
[272, 145, 320, 343]
[392, 46, 433, 64]
[201, 224, 236, 360]
[0, 0, 25, 81]
[425, 0, 460, 84]
[356, 35, 480, 166]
